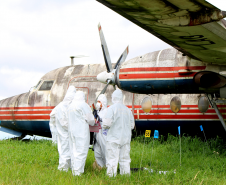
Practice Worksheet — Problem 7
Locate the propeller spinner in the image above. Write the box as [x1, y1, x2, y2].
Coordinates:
[97, 23, 129, 95]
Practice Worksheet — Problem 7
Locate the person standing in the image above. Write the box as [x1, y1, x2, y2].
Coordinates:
[55, 86, 76, 171]
[93, 94, 108, 168]
[102, 89, 135, 177]
[68, 91, 95, 176]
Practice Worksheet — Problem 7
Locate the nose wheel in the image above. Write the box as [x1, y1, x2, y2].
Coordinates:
[8, 133, 27, 141]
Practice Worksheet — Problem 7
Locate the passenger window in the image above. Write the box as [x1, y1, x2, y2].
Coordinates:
[170, 96, 181, 113]
[39, 81, 54, 91]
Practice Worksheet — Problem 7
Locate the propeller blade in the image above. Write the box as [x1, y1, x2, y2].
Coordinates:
[95, 79, 111, 103]
[114, 46, 129, 70]
[98, 23, 113, 73]
[100, 80, 110, 94]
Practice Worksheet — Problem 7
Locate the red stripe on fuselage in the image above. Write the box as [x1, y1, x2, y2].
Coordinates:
[135, 109, 226, 114]
[0, 106, 55, 110]
[0, 111, 51, 114]
[120, 66, 206, 72]
[127, 105, 202, 108]
[1, 108, 224, 115]
[0, 115, 50, 120]
[0, 104, 225, 121]
[134, 115, 225, 120]
[119, 72, 196, 79]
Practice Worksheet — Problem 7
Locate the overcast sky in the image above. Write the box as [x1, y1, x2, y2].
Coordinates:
[0, 0, 225, 139]
[0, 0, 225, 100]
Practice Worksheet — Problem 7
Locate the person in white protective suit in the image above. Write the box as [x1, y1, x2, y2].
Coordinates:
[102, 89, 135, 177]
[93, 94, 109, 169]
[55, 86, 76, 171]
[68, 91, 95, 176]
[49, 107, 58, 144]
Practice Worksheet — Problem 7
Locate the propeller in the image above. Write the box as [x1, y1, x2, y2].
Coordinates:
[96, 23, 129, 102]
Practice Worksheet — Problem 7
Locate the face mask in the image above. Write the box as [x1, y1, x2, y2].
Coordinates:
[96, 102, 101, 110]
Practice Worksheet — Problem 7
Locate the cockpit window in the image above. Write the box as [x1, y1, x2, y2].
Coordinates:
[35, 80, 42, 88]
[39, 81, 54, 91]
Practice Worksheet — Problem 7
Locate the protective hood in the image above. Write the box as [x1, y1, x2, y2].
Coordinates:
[63, 86, 76, 104]
[72, 91, 86, 103]
[97, 94, 107, 110]
[112, 89, 123, 104]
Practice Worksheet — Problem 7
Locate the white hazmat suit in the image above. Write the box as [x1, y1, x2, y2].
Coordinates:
[68, 91, 95, 176]
[49, 107, 58, 144]
[103, 89, 135, 177]
[55, 86, 76, 171]
[94, 94, 108, 168]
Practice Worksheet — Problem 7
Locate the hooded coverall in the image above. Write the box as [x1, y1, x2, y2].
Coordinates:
[94, 94, 108, 167]
[55, 86, 76, 171]
[102, 89, 135, 177]
[68, 91, 95, 176]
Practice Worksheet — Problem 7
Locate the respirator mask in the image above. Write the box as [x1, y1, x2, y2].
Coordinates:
[96, 102, 101, 111]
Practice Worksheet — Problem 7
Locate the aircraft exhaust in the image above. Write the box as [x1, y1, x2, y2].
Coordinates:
[194, 71, 226, 88]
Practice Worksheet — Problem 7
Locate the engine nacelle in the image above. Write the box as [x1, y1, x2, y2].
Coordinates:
[194, 71, 226, 88]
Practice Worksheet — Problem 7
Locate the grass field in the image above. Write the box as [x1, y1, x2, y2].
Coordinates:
[0, 135, 226, 185]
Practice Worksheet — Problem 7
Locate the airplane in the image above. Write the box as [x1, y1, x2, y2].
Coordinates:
[1, 0, 226, 139]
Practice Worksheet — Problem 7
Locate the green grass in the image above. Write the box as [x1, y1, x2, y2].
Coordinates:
[0, 135, 226, 185]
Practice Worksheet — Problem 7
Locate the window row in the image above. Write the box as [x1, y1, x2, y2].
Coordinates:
[141, 96, 209, 113]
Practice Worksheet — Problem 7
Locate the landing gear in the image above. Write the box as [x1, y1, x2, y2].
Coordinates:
[10, 133, 26, 141]
[206, 94, 226, 132]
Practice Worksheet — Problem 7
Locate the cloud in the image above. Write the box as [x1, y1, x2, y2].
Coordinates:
[0, 96, 7, 101]
[207, 0, 226, 9]
[0, 0, 169, 69]
[0, 67, 44, 98]
[0, 0, 226, 99]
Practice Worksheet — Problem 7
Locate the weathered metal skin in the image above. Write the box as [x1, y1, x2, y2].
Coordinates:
[96, 0, 226, 65]
[1, 48, 226, 138]
[117, 48, 226, 95]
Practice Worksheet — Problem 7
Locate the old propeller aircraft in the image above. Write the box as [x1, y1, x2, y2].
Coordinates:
[1, 0, 226, 139]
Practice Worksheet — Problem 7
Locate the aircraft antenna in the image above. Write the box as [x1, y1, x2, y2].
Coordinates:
[70, 55, 89, 66]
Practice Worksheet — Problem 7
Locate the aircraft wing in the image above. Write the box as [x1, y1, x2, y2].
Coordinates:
[97, 0, 226, 64]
